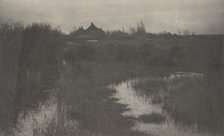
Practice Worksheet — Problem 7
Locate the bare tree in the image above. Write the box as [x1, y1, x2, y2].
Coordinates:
[129, 26, 136, 34]
[183, 29, 191, 35]
[130, 20, 147, 37]
[136, 20, 146, 36]
[69, 25, 77, 35]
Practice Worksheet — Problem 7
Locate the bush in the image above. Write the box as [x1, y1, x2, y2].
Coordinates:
[0, 21, 24, 130]
[138, 113, 166, 124]
[15, 23, 63, 115]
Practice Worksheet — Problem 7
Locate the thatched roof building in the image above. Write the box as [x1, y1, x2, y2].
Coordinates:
[75, 23, 105, 40]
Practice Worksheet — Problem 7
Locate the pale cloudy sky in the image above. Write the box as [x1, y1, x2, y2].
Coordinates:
[0, 0, 223, 34]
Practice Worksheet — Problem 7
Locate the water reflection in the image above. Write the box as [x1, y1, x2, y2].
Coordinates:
[110, 72, 221, 136]
[14, 96, 58, 136]
[110, 80, 163, 118]
[13, 95, 78, 136]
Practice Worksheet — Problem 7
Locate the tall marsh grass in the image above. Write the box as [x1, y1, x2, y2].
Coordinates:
[133, 72, 224, 135]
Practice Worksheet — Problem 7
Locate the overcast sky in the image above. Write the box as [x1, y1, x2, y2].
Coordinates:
[0, 0, 223, 34]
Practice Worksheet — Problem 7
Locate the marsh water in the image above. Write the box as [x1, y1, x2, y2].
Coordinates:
[14, 96, 58, 136]
[13, 71, 221, 136]
[13, 95, 78, 136]
[110, 72, 220, 136]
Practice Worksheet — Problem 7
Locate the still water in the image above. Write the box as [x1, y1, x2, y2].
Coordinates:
[110, 72, 220, 136]
[13, 95, 78, 136]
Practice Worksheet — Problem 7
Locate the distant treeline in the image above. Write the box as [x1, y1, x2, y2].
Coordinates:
[69, 28, 224, 41]
[104, 31, 224, 40]
[69, 20, 224, 40]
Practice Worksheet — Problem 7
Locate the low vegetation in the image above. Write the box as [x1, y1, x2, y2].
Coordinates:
[164, 73, 224, 134]
[0, 22, 64, 133]
[138, 113, 166, 124]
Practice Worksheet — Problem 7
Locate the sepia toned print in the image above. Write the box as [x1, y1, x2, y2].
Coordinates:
[0, 0, 223, 136]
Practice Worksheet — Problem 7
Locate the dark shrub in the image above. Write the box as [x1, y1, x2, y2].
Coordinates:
[139, 113, 166, 124]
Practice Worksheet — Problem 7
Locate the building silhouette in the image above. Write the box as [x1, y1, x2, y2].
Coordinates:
[75, 22, 105, 40]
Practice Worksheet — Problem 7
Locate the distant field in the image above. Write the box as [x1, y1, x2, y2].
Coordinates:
[65, 37, 223, 72]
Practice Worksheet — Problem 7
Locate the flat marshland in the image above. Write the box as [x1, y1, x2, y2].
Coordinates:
[0, 23, 223, 136]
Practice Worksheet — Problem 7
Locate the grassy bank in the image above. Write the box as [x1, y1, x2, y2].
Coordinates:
[0, 22, 63, 133]
[132, 70, 224, 135]
[164, 70, 224, 134]
[0, 22, 23, 131]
